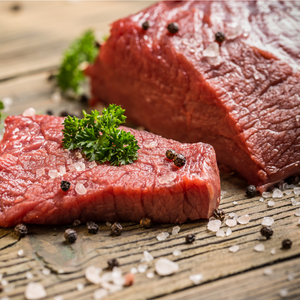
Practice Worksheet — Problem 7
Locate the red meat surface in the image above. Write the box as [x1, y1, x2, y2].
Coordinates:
[87, 0, 300, 192]
[0, 114, 220, 227]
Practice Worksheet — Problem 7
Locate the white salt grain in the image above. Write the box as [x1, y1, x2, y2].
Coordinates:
[259, 197, 264, 202]
[138, 264, 148, 273]
[285, 190, 293, 196]
[51, 91, 61, 103]
[295, 208, 300, 217]
[273, 189, 283, 198]
[155, 258, 179, 276]
[141, 251, 153, 262]
[22, 108, 36, 117]
[18, 249, 24, 257]
[228, 213, 235, 218]
[254, 244, 265, 252]
[203, 42, 219, 57]
[48, 170, 59, 179]
[1, 280, 8, 286]
[229, 245, 239, 253]
[271, 248, 276, 255]
[232, 201, 238, 205]
[146, 272, 155, 279]
[25, 282, 46, 300]
[279, 288, 288, 297]
[75, 183, 87, 195]
[76, 283, 84, 291]
[173, 249, 182, 256]
[85, 266, 102, 284]
[268, 200, 275, 207]
[189, 274, 203, 285]
[93, 289, 108, 300]
[74, 162, 85, 172]
[207, 219, 222, 232]
[172, 226, 180, 235]
[54, 296, 64, 300]
[261, 217, 274, 227]
[291, 198, 297, 206]
[36, 168, 45, 177]
[221, 190, 227, 196]
[89, 161, 97, 168]
[216, 229, 225, 237]
[287, 273, 295, 281]
[226, 25, 243, 40]
[41, 269, 50, 276]
[226, 219, 237, 227]
[263, 268, 273, 276]
[156, 232, 169, 241]
[226, 228, 232, 236]
[59, 166, 66, 176]
[26, 272, 33, 280]
[237, 215, 250, 225]
[294, 187, 300, 196]
[262, 192, 271, 198]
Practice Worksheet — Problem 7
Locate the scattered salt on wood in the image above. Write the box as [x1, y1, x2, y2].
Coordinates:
[226, 228, 232, 236]
[156, 232, 169, 241]
[26, 272, 33, 280]
[262, 192, 271, 198]
[272, 189, 283, 198]
[221, 191, 227, 196]
[232, 201, 238, 205]
[237, 215, 250, 225]
[172, 226, 180, 235]
[17, 249, 24, 257]
[279, 288, 288, 298]
[22, 108, 36, 117]
[141, 251, 153, 262]
[146, 272, 155, 279]
[254, 244, 265, 252]
[271, 248, 276, 255]
[155, 258, 179, 276]
[229, 245, 239, 253]
[216, 229, 225, 237]
[294, 187, 300, 196]
[207, 219, 222, 232]
[189, 274, 203, 285]
[25, 282, 46, 300]
[263, 268, 273, 276]
[173, 249, 182, 256]
[259, 197, 264, 202]
[268, 200, 275, 207]
[48, 170, 59, 178]
[76, 283, 84, 291]
[1, 279, 8, 286]
[295, 208, 300, 217]
[138, 264, 148, 273]
[41, 269, 50, 276]
[75, 183, 87, 195]
[291, 198, 297, 206]
[36, 168, 45, 177]
[285, 190, 293, 195]
[203, 42, 219, 57]
[226, 219, 237, 227]
[85, 266, 102, 284]
[130, 267, 137, 274]
[228, 213, 235, 218]
[287, 273, 295, 281]
[93, 289, 108, 300]
[261, 217, 274, 227]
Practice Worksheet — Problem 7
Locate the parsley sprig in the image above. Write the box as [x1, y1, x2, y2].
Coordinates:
[62, 104, 140, 166]
[57, 30, 98, 94]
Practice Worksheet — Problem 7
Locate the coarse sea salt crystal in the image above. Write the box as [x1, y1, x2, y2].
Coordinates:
[226, 219, 237, 227]
[144, 141, 158, 148]
[1, 279, 8, 286]
[226, 25, 243, 40]
[287, 273, 295, 281]
[203, 42, 219, 57]
[22, 108, 36, 117]
[173, 249, 182, 256]
[146, 272, 155, 279]
[157, 172, 177, 185]
[221, 191, 227, 196]
[273, 189, 283, 198]
[48, 170, 59, 179]
[263, 268, 273, 276]
[18, 249, 24, 256]
[259, 197, 264, 202]
[216, 229, 225, 237]
[74, 162, 85, 172]
[156, 232, 169, 241]
[85, 266, 102, 284]
[172, 226, 180, 235]
[232, 201, 238, 205]
[93, 289, 108, 300]
[254, 244, 265, 252]
[75, 183, 87, 195]
[59, 166, 66, 176]
[285, 190, 293, 195]
[226, 228, 232, 236]
[271, 248, 276, 255]
[229, 245, 239, 253]
[207, 219, 221, 232]
[279, 288, 288, 297]
[295, 208, 300, 216]
[294, 187, 300, 196]
[89, 161, 97, 168]
[42, 269, 50, 276]
[291, 198, 297, 206]
[130, 267, 137, 274]
[155, 258, 179, 276]
[262, 192, 271, 198]
[228, 213, 235, 218]
[138, 264, 148, 273]
[26, 272, 33, 280]
[262, 217, 274, 227]
[141, 251, 153, 262]
[189, 274, 203, 285]
[36, 168, 45, 177]
[25, 282, 46, 300]
[268, 200, 275, 207]
[77, 283, 84, 291]
[237, 215, 250, 225]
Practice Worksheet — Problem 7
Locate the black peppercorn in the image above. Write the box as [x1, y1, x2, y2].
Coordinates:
[72, 220, 81, 227]
[213, 209, 225, 221]
[11, 3, 21, 11]
[167, 22, 179, 34]
[61, 181, 71, 192]
[245, 185, 257, 197]
[111, 222, 123, 236]
[47, 73, 55, 81]
[80, 94, 89, 104]
[260, 226, 273, 239]
[174, 154, 186, 167]
[185, 233, 195, 244]
[107, 258, 119, 270]
[87, 221, 99, 234]
[14, 224, 28, 238]
[140, 217, 151, 229]
[166, 149, 177, 160]
[46, 110, 53, 116]
[142, 21, 150, 30]
[64, 229, 77, 243]
[94, 41, 101, 49]
[282, 239, 292, 249]
[215, 31, 226, 43]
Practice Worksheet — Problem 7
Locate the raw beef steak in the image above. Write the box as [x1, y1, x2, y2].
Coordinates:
[86, 0, 300, 192]
[0, 114, 220, 227]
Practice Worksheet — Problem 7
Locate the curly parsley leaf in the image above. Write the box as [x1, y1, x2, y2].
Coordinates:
[0, 100, 4, 124]
[62, 104, 140, 166]
[57, 30, 98, 95]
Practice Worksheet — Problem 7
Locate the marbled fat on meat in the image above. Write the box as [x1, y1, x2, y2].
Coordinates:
[86, 0, 300, 191]
[0, 115, 220, 227]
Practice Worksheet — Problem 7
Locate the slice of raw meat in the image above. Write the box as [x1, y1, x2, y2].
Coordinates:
[0, 114, 220, 227]
[86, 0, 300, 192]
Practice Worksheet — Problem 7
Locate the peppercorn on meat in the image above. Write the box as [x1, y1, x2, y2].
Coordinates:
[0, 114, 220, 227]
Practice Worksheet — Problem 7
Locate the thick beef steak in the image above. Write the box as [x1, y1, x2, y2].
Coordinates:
[86, 0, 300, 192]
[0, 115, 220, 227]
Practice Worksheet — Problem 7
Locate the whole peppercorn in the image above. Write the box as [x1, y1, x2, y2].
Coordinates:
[87, 221, 99, 234]
[64, 229, 77, 243]
[111, 222, 123, 236]
[94, 41, 101, 49]
[61, 181, 71, 192]
[46, 110, 53, 115]
[282, 239, 292, 249]
[72, 220, 81, 227]
[167, 22, 179, 34]
[80, 94, 89, 104]
[215, 31, 226, 43]
[166, 149, 177, 160]
[245, 185, 257, 197]
[14, 224, 28, 238]
[140, 217, 151, 229]
[107, 258, 119, 270]
[260, 226, 273, 239]
[142, 21, 150, 30]
[213, 209, 225, 221]
[185, 233, 195, 244]
[174, 154, 186, 167]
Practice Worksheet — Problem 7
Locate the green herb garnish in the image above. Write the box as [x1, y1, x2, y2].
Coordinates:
[62, 104, 140, 166]
[0, 100, 4, 123]
[57, 30, 98, 95]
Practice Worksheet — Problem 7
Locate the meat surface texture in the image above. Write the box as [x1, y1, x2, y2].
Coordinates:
[0, 115, 220, 227]
[86, 0, 300, 192]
